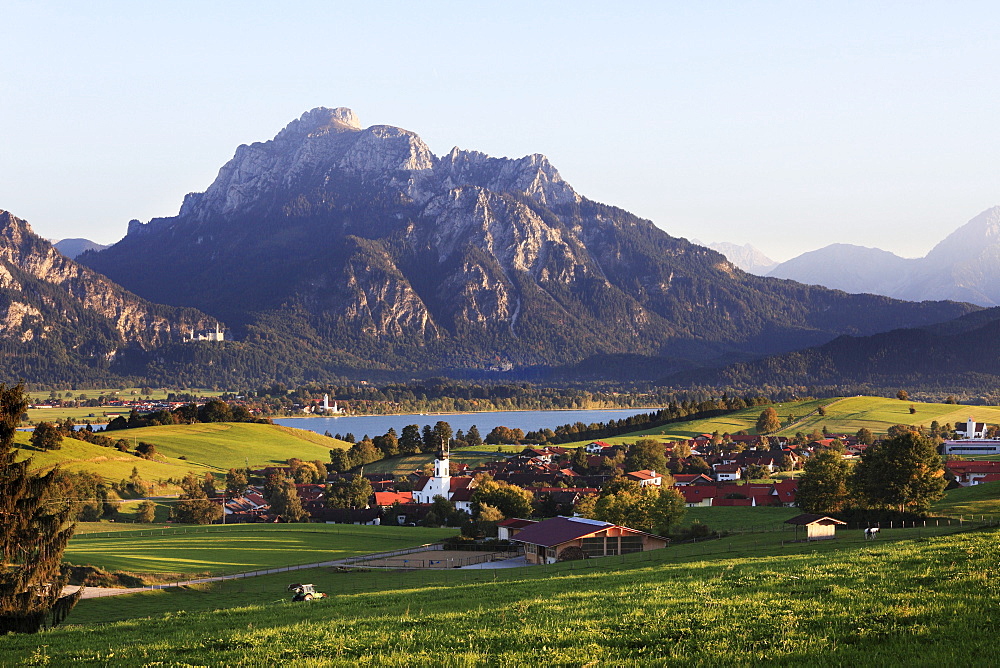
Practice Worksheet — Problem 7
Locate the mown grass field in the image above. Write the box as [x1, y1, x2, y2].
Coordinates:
[14, 431, 219, 485]
[64, 524, 456, 578]
[4, 526, 997, 665]
[780, 395, 1000, 437]
[95, 422, 350, 470]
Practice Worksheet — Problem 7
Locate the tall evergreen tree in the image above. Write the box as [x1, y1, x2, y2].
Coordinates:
[0, 384, 82, 633]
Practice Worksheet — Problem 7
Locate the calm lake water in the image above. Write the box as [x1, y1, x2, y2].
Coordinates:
[274, 408, 660, 439]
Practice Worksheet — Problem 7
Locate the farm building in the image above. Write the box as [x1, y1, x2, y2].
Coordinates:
[512, 516, 668, 565]
[784, 513, 846, 541]
[496, 518, 537, 541]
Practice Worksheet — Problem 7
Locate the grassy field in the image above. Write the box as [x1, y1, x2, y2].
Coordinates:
[92, 422, 350, 470]
[560, 398, 829, 447]
[557, 395, 1000, 448]
[64, 524, 456, 578]
[780, 395, 1000, 437]
[3, 525, 997, 664]
[14, 431, 219, 486]
[932, 482, 1000, 517]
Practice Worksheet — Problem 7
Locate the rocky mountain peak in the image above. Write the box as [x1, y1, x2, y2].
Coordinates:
[439, 147, 579, 207]
[926, 205, 1000, 264]
[276, 107, 362, 140]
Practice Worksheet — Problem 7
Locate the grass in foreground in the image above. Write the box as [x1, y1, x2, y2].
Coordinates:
[64, 524, 455, 578]
[3, 527, 997, 665]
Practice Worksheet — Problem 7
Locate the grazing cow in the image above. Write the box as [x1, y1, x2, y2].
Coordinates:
[864, 527, 880, 540]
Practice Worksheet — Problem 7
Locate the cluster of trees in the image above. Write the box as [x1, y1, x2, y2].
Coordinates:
[329, 421, 469, 472]
[106, 399, 266, 431]
[575, 478, 686, 536]
[797, 428, 946, 515]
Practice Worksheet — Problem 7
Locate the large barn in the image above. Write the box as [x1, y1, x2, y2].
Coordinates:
[512, 516, 668, 564]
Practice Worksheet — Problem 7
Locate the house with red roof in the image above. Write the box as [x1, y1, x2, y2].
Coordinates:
[373, 490, 413, 508]
[584, 441, 614, 454]
[945, 460, 1000, 486]
[512, 516, 668, 564]
[673, 474, 714, 486]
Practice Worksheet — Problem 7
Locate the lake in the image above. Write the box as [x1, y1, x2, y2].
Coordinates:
[274, 408, 661, 439]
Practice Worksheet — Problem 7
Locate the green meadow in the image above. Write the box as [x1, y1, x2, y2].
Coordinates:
[560, 395, 1000, 448]
[14, 431, 219, 484]
[3, 526, 997, 665]
[63, 524, 455, 578]
[89, 422, 350, 470]
[781, 395, 1000, 437]
[560, 398, 829, 446]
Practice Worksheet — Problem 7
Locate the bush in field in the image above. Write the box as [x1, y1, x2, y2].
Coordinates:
[755, 407, 782, 434]
[172, 473, 223, 525]
[136, 501, 157, 523]
[30, 421, 62, 451]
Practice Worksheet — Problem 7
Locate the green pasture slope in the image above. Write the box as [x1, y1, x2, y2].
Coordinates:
[4, 526, 997, 665]
[64, 524, 456, 578]
[781, 395, 1000, 437]
[107, 422, 350, 469]
[933, 482, 1000, 517]
[560, 398, 829, 446]
[562, 395, 1000, 448]
[13, 431, 219, 482]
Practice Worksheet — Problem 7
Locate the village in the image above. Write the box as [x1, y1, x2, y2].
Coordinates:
[213, 419, 1000, 564]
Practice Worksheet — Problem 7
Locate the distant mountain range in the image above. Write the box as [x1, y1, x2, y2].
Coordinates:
[696, 241, 777, 275]
[54, 238, 109, 259]
[669, 306, 1000, 392]
[0, 211, 214, 383]
[765, 207, 1000, 307]
[67, 107, 977, 383]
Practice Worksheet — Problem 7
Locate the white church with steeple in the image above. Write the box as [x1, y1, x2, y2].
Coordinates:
[413, 438, 452, 504]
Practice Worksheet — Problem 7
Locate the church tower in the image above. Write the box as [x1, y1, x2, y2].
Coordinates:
[415, 437, 451, 503]
[435, 437, 450, 478]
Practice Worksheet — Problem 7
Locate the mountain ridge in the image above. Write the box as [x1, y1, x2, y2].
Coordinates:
[0, 210, 217, 382]
[768, 207, 1000, 306]
[73, 107, 979, 382]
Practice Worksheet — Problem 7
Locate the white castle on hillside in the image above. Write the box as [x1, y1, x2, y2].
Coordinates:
[185, 323, 225, 342]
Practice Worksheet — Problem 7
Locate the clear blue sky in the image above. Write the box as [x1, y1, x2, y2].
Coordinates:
[2, 1, 999, 261]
